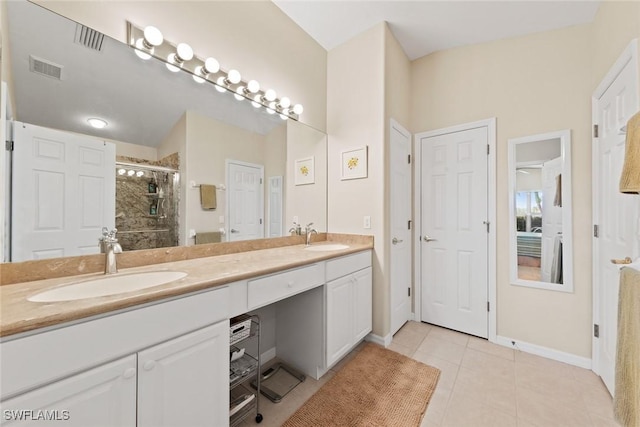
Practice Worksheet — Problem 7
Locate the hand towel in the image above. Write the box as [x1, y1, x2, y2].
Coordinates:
[200, 184, 217, 210]
[614, 267, 640, 427]
[620, 110, 640, 193]
[553, 174, 562, 207]
[195, 231, 222, 245]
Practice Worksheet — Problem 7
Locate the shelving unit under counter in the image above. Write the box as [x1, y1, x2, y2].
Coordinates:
[229, 314, 263, 426]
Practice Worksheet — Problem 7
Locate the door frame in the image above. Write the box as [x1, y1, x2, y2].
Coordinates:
[389, 118, 412, 335]
[225, 159, 265, 241]
[591, 38, 638, 375]
[414, 118, 497, 342]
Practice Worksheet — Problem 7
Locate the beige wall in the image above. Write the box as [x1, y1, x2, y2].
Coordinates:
[285, 121, 328, 232]
[114, 140, 158, 161]
[411, 25, 593, 357]
[327, 23, 387, 337]
[32, 0, 327, 132]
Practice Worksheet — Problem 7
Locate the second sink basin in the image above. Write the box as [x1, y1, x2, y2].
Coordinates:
[305, 244, 350, 252]
[28, 271, 188, 302]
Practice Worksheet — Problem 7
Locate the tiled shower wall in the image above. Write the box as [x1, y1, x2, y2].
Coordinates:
[115, 153, 180, 251]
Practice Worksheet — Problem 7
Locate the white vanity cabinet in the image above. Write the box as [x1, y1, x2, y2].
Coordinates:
[1, 355, 138, 426]
[325, 251, 372, 368]
[0, 287, 229, 427]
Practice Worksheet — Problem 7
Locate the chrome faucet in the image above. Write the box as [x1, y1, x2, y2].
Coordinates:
[99, 227, 122, 274]
[289, 222, 302, 236]
[304, 223, 318, 246]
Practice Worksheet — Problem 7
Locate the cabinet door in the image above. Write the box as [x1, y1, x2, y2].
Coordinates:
[353, 267, 373, 342]
[137, 321, 229, 427]
[1, 355, 136, 427]
[326, 275, 353, 367]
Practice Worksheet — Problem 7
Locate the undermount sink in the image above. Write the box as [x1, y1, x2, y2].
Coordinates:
[28, 271, 188, 302]
[305, 244, 350, 252]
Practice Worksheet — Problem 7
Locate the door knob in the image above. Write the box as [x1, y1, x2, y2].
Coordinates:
[423, 235, 437, 242]
[230, 229, 240, 234]
[392, 238, 403, 245]
[143, 360, 156, 371]
[611, 257, 632, 265]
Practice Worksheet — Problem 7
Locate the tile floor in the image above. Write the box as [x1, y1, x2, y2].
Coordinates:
[241, 321, 617, 427]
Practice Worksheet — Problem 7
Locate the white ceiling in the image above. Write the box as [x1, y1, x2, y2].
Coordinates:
[273, 1, 601, 60]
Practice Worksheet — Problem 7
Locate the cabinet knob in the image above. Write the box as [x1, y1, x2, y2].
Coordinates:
[143, 360, 156, 371]
[123, 368, 136, 379]
[287, 281, 294, 288]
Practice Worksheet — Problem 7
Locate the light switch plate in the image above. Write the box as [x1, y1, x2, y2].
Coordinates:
[363, 216, 371, 229]
[293, 215, 299, 224]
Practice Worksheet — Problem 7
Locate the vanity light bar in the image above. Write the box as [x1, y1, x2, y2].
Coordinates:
[126, 22, 303, 120]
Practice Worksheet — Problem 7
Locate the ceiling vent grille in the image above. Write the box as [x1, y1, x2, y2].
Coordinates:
[74, 24, 105, 52]
[29, 55, 63, 80]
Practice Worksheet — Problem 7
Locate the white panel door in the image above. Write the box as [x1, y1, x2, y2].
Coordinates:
[227, 161, 264, 242]
[594, 55, 639, 395]
[1, 355, 136, 427]
[11, 122, 115, 261]
[137, 321, 229, 427]
[353, 267, 373, 342]
[390, 120, 412, 336]
[268, 176, 283, 237]
[420, 127, 489, 338]
[541, 157, 563, 283]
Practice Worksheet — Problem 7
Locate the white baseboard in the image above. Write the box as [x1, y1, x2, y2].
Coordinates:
[365, 332, 392, 347]
[261, 347, 277, 364]
[496, 335, 592, 369]
[409, 312, 416, 321]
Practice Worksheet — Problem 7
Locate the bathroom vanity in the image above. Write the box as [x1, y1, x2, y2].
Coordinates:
[0, 240, 372, 426]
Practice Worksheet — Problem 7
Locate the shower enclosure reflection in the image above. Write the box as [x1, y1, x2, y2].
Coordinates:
[508, 130, 574, 293]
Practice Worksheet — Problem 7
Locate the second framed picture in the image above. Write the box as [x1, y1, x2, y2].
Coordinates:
[341, 146, 368, 180]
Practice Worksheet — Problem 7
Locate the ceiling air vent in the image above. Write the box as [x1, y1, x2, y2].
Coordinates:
[74, 24, 105, 52]
[29, 55, 63, 80]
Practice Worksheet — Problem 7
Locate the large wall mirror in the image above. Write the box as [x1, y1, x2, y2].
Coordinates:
[3, 0, 327, 262]
[508, 130, 573, 292]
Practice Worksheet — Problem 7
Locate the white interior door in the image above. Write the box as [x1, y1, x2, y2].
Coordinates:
[227, 160, 264, 242]
[541, 157, 563, 283]
[593, 47, 639, 395]
[11, 122, 115, 261]
[268, 176, 283, 237]
[390, 119, 412, 336]
[419, 126, 489, 338]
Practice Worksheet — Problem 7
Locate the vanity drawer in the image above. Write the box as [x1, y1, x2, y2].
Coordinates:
[326, 250, 372, 282]
[248, 263, 324, 309]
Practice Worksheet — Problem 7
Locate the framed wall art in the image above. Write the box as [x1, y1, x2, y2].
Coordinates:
[294, 156, 315, 185]
[341, 146, 368, 180]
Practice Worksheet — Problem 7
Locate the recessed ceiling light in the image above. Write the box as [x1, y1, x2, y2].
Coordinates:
[87, 118, 108, 129]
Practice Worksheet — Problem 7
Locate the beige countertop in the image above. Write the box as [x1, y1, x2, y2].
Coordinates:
[0, 241, 372, 338]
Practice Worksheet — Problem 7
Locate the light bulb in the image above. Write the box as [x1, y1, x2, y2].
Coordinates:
[264, 89, 277, 102]
[176, 43, 193, 61]
[267, 101, 276, 114]
[293, 104, 304, 115]
[234, 86, 245, 101]
[192, 67, 206, 83]
[118, 169, 126, 175]
[279, 97, 291, 109]
[247, 80, 260, 93]
[87, 118, 108, 129]
[251, 94, 262, 108]
[134, 38, 152, 60]
[227, 69, 241, 84]
[136, 171, 145, 177]
[204, 58, 220, 74]
[279, 113, 288, 120]
[143, 26, 163, 47]
[166, 53, 180, 72]
[215, 76, 227, 92]
[127, 170, 135, 176]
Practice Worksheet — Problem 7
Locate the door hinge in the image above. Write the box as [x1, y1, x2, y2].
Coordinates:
[259, 218, 263, 225]
[487, 144, 490, 155]
[5, 140, 13, 151]
[594, 324, 599, 338]
[593, 224, 599, 238]
[487, 301, 490, 312]
[483, 221, 490, 233]
[260, 178, 263, 184]
[593, 124, 599, 138]
[408, 287, 411, 297]
[408, 220, 412, 230]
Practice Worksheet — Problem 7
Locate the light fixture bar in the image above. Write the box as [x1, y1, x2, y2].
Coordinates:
[126, 22, 303, 120]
